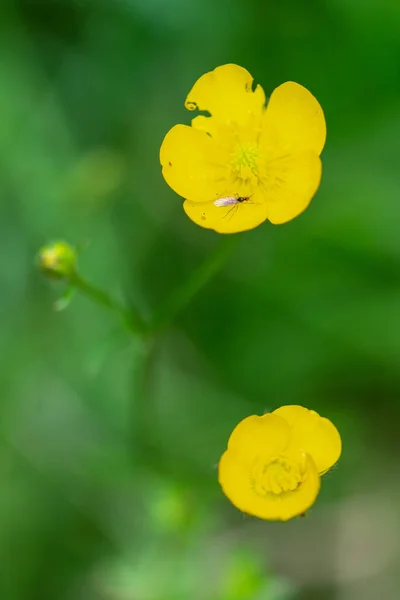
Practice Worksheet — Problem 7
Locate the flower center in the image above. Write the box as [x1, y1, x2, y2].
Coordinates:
[230, 145, 260, 183]
[251, 455, 306, 497]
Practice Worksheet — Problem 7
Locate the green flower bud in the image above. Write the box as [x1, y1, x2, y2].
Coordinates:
[37, 241, 77, 280]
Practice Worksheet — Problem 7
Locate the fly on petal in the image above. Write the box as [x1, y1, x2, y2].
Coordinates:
[214, 197, 240, 207]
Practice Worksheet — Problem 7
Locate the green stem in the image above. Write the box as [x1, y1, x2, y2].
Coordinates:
[130, 336, 156, 455]
[71, 273, 145, 334]
[129, 236, 239, 466]
[149, 234, 240, 334]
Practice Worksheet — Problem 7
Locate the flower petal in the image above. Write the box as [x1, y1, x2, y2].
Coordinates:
[183, 195, 269, 234]
[185, 64, 266, 126]
[160, 124, 229, 202]
[272, 406, 342, 475]
[226, 413, 290, 463]
[219, 450, 320, 521]
[260, 81, 326, 156]
[190, 115, 239, 153]
[259, 150, 322, 224]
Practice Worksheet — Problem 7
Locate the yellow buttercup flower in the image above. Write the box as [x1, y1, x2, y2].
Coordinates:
[218, 405, 341, 521]
[160, 64, 326, 234]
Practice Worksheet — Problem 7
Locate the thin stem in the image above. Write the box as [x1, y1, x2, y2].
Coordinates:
[130, 336, 157, 456]
[149, 234, 240, 334]
[71, 273, 145, 334]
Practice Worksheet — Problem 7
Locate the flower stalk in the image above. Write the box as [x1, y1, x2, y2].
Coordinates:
[149, 234, 240, 334]
[71, 273, 146, 335]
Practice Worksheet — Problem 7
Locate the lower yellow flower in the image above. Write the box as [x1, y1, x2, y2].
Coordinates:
[218, 406, 341, 521]
[160, 64, 326, 234]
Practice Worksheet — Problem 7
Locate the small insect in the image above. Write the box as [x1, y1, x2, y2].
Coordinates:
[214, 195, 253, 220]
[214, 195, 251, 207]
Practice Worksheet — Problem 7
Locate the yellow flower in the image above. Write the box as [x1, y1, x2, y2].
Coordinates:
[218, 405, 341, 521]
[160, 64, 326, 234]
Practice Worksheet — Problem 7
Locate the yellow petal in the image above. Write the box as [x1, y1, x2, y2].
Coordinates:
[227, 413, 290, 462]
[259, 150, 322, 224]
[218, 450, 320, 521]
[190, 115, 239, 153]
[272, 406, 342, 475]
[183, 195, 269, 234]
[185, 64, 266, 127]
[160, 124, 228, 202]
[260, 81, 326, 156]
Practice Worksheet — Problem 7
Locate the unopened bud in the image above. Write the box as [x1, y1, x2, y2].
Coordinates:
[37, 241, 77, 280]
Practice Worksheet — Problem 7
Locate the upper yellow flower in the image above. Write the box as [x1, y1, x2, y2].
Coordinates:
[160, 64, 326, 234]
[218, 405, 341, 521]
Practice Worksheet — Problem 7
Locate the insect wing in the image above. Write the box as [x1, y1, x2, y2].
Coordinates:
[214, 197, 238, 207]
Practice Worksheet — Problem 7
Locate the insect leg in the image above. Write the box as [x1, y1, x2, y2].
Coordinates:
[224, 204, 239, 221]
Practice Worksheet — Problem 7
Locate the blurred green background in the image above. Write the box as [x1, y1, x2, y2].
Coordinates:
[2, 0, 400, 598]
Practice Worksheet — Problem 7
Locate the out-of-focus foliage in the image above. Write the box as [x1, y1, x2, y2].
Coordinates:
[1, 0, 400, 598]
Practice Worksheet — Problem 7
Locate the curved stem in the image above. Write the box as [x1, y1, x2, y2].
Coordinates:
[130, 336, 156, 456]
[71, 273, 145, 335]
[149, 234, 240, 335]
[65, 237, 240, 473]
